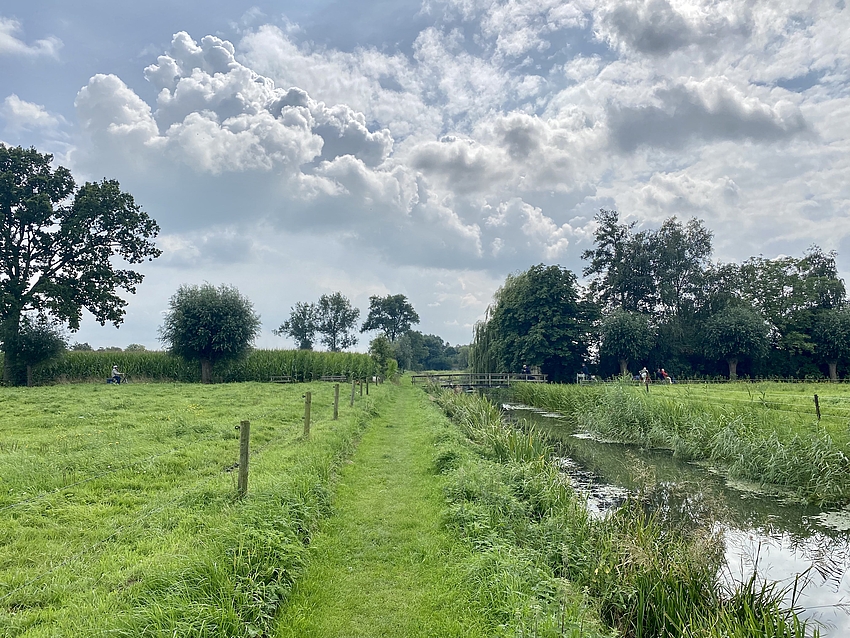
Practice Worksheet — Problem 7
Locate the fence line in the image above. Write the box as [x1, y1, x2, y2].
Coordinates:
[0, 430, 232, 513]
[0, 419, 304, 605]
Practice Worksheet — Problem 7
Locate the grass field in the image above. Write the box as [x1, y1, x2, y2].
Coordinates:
[0, 380, 385, 637]
[512, 381, 850, 503]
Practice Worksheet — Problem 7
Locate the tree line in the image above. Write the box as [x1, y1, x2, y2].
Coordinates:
[0, 144, 465, 385]
[472, 210, 850, 382]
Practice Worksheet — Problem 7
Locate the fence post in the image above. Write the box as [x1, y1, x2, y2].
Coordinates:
[304, 391, 312, 437]
[238, 420, 250, 498]
[366, 378, 369, 395]
[814, 394, 821, 420]
[350, 379, 356, 407]
[333, 383, 339, 420]
[360, 379, 363, 396]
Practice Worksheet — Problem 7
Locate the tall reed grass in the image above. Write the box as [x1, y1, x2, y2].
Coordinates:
[512, 382, 850, 504]
[434, 389, 818, 638]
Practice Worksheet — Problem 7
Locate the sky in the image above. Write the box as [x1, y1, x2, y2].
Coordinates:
[1, 0, 849, 351]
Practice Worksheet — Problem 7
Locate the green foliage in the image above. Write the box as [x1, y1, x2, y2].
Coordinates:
[599, 309, 655, 374]
[25, 349, 377, 384]
[0, 381, 387, 636]
[316, 292, 360, 351]
[436, 389, 817, 638]
[393, 330, 463, 371]
[360, 294, 420, 341]
[368, 335, 394, 376]
[703, 306, 770, 378]
[473, 264, 594, 382]
[513, 381, 850, 504]
[275, 301, 318, 350]
[13, 316, 67, 386]
[812, 308, 850, 372]
[159, 283, 261, 383]
[0, 144, 161, 385]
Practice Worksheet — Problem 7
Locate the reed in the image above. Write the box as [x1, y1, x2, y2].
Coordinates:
[434, 389, 818, 638]
[512, 381, 850, 504]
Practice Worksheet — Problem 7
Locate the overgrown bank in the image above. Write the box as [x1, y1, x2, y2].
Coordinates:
[434, 388, 818, 638]
[511, 382, 850, 504]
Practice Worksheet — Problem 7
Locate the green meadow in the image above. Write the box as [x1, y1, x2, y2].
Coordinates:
[0, 380, 384, 636]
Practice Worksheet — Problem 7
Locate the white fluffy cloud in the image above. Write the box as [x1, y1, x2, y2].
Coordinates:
[60, 1, 850, 346]
[1, 94, 63, 131]
[0, 16, 61, 57]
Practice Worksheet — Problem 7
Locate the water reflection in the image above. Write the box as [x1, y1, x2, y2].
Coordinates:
[502, 403, 850, 637]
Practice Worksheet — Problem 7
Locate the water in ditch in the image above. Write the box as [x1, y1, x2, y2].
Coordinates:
[502, 403, 850, 637]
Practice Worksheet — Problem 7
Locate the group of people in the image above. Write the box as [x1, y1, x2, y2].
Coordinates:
[638, 366, 674, 384]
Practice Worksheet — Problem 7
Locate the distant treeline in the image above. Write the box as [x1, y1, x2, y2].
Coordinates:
[473, 211, 850, 382]
[8, 350, 377, 385]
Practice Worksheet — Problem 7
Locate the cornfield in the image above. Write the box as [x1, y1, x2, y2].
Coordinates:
[3, 350, 377, 384]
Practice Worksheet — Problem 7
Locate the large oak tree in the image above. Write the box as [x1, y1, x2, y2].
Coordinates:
[0, 145, 160, 385]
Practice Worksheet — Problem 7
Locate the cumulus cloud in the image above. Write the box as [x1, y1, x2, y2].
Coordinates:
[607, 77, 809, 151]
[593, 0, 752, 57]
[0, 16, 61, 57]
[1, 94, 63, 131]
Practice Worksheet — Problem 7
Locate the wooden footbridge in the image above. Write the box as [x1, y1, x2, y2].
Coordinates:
[410, 372, 547, 389]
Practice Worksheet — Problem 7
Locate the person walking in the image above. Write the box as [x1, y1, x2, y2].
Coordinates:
[639, 366, 650, 392]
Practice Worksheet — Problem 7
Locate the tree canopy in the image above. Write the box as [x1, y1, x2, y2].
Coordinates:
[703, 306, 769, 379]
[316, 292, 360, 352]
[473, 264, 594, 382]
[0, 144, 161, 385]
[812, 309, 850, 380]
[361, 294, 420, 342]
[599, 310, 655, 375]
[15, 316, 66, 386]
[159, 283, 261, 383]
[275, 302, 318, 350]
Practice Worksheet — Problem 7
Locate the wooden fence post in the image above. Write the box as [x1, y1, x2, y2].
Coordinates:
[814, 394, 821, 421]
[360, 379, 363, 396]
[238, 420, 250, 498]
[304, 392, 312, 437]
[350, 380, 356, 407]
[366, 378, 369, 395]
[333, 383, 339, 420]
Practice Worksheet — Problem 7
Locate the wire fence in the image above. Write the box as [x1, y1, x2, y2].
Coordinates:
[0, 418, 300, 608]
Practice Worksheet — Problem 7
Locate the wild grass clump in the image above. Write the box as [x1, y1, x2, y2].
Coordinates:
[512, 381, 850, 504]
[434, 389, 818, 638]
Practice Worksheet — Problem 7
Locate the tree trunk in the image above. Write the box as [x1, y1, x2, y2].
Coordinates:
[727, 358, 738, 380]
[26, 364, 32, 387]
[619, 359, 629, 375]
[1, 312, 23, 386]
[828, 360, 838, 381]
[200, 358, 213, 384]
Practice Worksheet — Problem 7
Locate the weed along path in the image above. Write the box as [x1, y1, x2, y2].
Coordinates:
[274, 383, 495, 638]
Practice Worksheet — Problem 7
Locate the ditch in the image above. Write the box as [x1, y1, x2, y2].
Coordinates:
[502, 402, 850, 637]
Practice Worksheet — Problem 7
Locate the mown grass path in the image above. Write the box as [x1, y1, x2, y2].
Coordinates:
[274, 383, 494, 637]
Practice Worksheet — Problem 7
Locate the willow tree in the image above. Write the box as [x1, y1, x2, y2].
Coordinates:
[472, 264, 595, 382]
[812, 309, 850, 380]
[600, 310, 655, 375]
[703, 306, 769, 379]
[159, 283, 261, 383]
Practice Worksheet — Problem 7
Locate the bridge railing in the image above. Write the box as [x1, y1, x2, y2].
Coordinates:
[410, 372, 547, 386]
